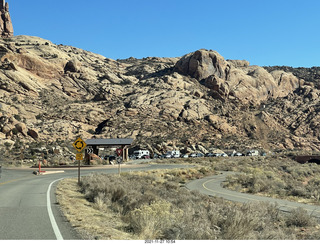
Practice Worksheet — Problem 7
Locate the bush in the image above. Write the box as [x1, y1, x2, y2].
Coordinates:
[78, 168, 320, 240]
[128, 201, 182, 239]
[285, 208, 317, 227]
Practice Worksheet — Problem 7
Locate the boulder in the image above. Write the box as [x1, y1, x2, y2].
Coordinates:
[175, 49, 303, 104]
[64, 60, 80, 73]
[174, 49, 230, 81]
[27, 128, 39, 140]
[15, 122, 27, 136]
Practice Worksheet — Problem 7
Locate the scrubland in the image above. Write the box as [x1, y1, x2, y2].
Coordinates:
[56, 156, 320, 240]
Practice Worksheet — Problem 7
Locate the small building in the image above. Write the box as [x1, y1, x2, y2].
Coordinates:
[85, 138, 133, 164]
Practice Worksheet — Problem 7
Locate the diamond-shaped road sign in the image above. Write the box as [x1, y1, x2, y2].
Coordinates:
[72, 137, 87, 152]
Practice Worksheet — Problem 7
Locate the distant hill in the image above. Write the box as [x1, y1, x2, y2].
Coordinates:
[0, 35, 319, 162]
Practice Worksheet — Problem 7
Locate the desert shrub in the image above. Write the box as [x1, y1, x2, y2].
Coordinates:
[79, 166, 320, 240]
[220, 157, 320, 204]
[127, 201, 182, 239]
[285, 208, 317, 227]
[218, 204, 263, 239]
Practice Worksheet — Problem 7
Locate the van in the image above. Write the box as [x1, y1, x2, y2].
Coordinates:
[165, 150, 181, 158]
[133, 150, 150, 159]
[247, 150, 259, 156]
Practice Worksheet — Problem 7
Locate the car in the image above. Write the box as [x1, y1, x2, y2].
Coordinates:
[205, 153, 215, 157]
[196, 153, 204, 157]
[221, 153, 228, 157]
[234, 152, 243, 156]
[165, 154, 172, 158]
[213, 153, 221, 157]
[152, 153, 160, 159]
[181, 154, 189, 158]
[189, 153, 197, 158]
[104, 155, 116, 161]
[129, 155, 136, 160]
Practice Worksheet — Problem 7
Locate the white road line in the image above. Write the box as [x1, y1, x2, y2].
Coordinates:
[47, 178, 64, 240]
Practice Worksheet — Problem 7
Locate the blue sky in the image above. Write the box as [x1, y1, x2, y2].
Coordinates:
[9, 0, 320, 67]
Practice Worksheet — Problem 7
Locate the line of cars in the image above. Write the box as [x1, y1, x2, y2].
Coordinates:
[130, 149, 263, 160]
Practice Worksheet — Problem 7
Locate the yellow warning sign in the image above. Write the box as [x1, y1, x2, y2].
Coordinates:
[72, 137, 87, 152]
[76, 153, 84, 160]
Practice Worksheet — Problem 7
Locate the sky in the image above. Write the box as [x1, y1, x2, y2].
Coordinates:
[8, 0, 320, 67]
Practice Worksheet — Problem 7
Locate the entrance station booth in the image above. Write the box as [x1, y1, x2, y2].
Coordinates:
[85, 138, 133, 164]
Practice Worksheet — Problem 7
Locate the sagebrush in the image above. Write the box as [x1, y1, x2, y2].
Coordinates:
[79, 166, 320, 240]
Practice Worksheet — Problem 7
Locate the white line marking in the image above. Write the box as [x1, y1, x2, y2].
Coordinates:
[47, 178, 64, 240]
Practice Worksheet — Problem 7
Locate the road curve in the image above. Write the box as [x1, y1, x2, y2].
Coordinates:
[186, 171, 320, 218]
[0, 164, 191, 240]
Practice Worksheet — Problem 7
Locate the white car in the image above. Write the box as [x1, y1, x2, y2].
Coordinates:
[189, 153, 197, 158]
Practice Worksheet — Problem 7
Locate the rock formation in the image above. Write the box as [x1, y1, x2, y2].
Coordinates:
[174, 49, 303, 104]
[0, 36, 319, 154]
[0, 0, 13, 38]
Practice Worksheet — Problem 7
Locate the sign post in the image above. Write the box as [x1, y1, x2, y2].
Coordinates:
[72, 137, 87, 185]
[116, 148, 123, 176]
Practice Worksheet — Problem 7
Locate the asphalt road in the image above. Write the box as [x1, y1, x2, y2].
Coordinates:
[0, 163, 190, 240]
[186, 171, 320, 218]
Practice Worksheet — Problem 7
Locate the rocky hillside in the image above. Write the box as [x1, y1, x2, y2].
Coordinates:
[0, 35, 319, 160]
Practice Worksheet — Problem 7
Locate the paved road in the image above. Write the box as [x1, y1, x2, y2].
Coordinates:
[0, 164, 190, 240]
[186, 171, 320, 218]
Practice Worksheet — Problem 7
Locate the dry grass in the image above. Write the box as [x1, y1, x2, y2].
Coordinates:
[56, 178, 135, 240]
[56, 164, 320, 240]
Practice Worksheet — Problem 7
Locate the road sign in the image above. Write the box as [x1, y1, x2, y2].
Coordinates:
[116, 148, 123, 156]
[86, 148, 93, 154]
[72, 137, 87, 152]
[116, 156, 123, 164]
[76, 153, 84, 160]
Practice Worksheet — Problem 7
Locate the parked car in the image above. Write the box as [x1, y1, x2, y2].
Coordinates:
[181, 154, 189, 158]
[152, 153, 160, 159]
[133, 150, 150, 159]
[189, 153, 197, 158]
[205, 153, 215, 157]
[234, 152, 243, 156]
[221, 153, 228, 157]
[165, 153, 173, 158]
[104, 155, 116, 161]
[196, 153, 204, 157]
[165, 150, 181, 158]
[247, 150, 259, 156]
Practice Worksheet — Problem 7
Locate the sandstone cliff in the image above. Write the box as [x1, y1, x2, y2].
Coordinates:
[0, 0, 13, 38]
[0, 36, 319, 159]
